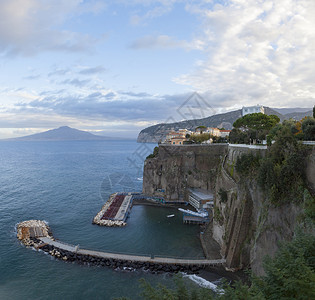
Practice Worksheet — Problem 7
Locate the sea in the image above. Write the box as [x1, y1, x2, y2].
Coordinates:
[0, 140, 221, 299]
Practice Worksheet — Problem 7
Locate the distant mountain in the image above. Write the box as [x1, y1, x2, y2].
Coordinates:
[137, 107, 312, 143]
[273, 107, 312, 115]
[8, 126, 116, 141]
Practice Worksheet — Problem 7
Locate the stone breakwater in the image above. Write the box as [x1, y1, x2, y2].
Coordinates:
[16, 220, 225, 275]
[18, 236, 202, 275]
[36, 242, 202, 274]
[16, 220, 53, 247]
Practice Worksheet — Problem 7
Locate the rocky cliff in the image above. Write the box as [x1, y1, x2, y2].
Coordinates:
[213, 145, 315, 275]
[143, 144, 315, 275]
[143, 144, 227, 201]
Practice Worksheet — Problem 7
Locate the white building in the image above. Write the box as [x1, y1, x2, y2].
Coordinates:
[242, 105, 264, 116]
[188, 188, 214, 210]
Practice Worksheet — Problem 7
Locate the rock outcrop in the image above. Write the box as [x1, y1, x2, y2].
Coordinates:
[143, 144, 228, 201]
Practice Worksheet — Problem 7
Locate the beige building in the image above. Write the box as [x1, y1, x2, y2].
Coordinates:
[165, 129, 191, 145]
[195, 127, 221, 137]
[219, 130, 231, 137]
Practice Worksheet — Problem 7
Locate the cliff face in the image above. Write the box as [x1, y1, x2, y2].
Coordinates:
[143, 145, 228, 201]
[143, 144, 315, 275]
[213, 146, 310, 275]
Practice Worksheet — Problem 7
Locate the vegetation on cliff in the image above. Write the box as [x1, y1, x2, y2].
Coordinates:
[146, 146, 159, 159]
[235, 119, 314, 210]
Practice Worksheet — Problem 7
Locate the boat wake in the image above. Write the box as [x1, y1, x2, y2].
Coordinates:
[182, 273, 224, 294]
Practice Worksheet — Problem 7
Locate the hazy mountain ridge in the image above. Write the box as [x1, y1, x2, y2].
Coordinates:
[5, 126, 116, 141]
[137, 107, 312, 143]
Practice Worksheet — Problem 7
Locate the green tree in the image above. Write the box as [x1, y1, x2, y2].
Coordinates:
[255, 229, 315, 300]
[228, 128, 250, 144]
[313, 105, 315, 118]
[190, 133, 211, 143]
[233, 113, 280, 132]
[232, 113, 280, 144]
[302, 117, 315, 140]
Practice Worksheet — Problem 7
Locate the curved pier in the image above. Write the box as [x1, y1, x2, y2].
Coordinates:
[39, 237, 226, 267]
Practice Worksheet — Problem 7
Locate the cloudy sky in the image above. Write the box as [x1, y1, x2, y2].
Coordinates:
[0, 0, 314, 139]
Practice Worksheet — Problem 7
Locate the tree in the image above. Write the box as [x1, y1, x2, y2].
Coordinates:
[232, 113, 280, 144]
[228, 128, 250, 144]
[302, 117, 315, 141]
[313, 105, 315, 118]
[233, 113, 280, 132]
[189, 133, 211, 143]
[146, 146, 159, 159]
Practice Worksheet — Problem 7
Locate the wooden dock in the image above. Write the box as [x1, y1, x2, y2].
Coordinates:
[39, 237, 225, 266]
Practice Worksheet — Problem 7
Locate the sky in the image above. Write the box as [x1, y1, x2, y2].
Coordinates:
[0, 0, 314, 139]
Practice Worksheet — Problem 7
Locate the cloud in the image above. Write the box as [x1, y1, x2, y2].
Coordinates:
[61, 78, 91, 87]
[0, 0, 105, 57]
[48, 68, 70, 77]
[78, 66, 106, 75]
[23, 75, 40, 80]
[12, 89, 218, 128]
[174, 0, 315, 108]
[125, 0, 180, 25]
[130, 35, 204, 50]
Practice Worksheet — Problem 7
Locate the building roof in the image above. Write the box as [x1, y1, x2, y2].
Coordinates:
[188, 188, 214, 201]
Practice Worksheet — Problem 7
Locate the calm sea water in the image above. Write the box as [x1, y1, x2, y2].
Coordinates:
[0, 140, 206, 299]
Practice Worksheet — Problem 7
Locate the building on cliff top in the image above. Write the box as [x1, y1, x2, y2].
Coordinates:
[219, 129, 231, 137]
[242, 105, 264, 116]
[164, 129, 191, 145]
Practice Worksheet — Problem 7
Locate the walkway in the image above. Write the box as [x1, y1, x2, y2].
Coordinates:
[39, 237, 225, 266]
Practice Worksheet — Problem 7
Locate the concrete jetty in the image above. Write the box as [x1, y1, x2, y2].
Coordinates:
[93, 193, 134, 227]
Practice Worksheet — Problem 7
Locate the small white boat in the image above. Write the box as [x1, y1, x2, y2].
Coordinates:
[167, 214, 175, 218]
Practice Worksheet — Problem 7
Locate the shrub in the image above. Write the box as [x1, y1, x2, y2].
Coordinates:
[235, 153, 261, 177]
[146, 146, 159, 159]
[218, 188, 228, 203]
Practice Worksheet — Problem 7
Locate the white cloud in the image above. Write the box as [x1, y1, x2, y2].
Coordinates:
[130, 34, 204, 50]
[175, 0, 315, 108]
[0, 0, 105, 56]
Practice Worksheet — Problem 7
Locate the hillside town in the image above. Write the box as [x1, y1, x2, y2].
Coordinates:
[163, 127, 231, 145]
[163, 105, 266, 145]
